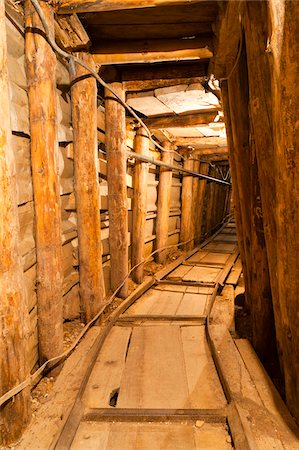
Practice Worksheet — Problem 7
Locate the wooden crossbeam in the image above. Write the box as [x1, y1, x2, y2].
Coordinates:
[99, 61, 209, 85]
[57, 0, 209, 14]
[93, 48, 209, 65]
[92, 36, 213, 56]
[175, 136, 227, 149]
[144, 110, 221, 129]
[55, 13, 90, 51]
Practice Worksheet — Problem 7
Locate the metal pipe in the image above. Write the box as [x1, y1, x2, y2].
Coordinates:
[127, 150, 231, 186]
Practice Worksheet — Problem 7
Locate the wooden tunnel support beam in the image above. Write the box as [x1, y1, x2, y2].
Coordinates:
[221, 82, 248, 293]
[194, 161, 209, 245]
[25, 0, 64, 364]
[0, 0, 30, 443]
[105, 82, 128, 298]
[155, 141, 174, 264]
[70, 53, 105, 322]
[57, 0, 209, 14]
[204, 166, 216, 234]
[221, 35, 275, 361]
[244, 0, 299, 419]
[192, 158, 200, 242]
[180, 157, 194, 251]
[131, 128, 149, 283]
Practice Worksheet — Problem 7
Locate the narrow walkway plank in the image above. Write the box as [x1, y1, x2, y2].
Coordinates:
[181, 327, 227, 409]
[83, 327, 132, 409]
[183, 266, 221, 283]
[117, 326, 190, 409]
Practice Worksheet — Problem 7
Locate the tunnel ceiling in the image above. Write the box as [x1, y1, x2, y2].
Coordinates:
[56, 0, 228, 159]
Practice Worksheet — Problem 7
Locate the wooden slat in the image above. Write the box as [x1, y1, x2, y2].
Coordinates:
[198, 252, 230, 265]
[176, 293, 207, 316]
[181, 327, 227, 409]
[93, 47, 212, 65]
[183, 266, 221, 283]
[123, 289, 162, 316]
[117, 326, 190, 408]
[83, 327, 132, 409]
[203, 242, 237, 253]
[58, 0, 214, 14]
[226, 257, 242, 285]
[144, 111, 219, 129]
[167, 264, 192, 281]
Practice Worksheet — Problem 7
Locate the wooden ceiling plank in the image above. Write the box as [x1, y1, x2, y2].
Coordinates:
[93, 48, 212, 65]
[58, 0, 215, 15]
[123, 76, 206, 91]
[144, 111, 220, 129]
[175, 136, 227, 149]
[81, 23, 212, 40]
[92, 36, 213, 55]
[99, 61, 208, 83]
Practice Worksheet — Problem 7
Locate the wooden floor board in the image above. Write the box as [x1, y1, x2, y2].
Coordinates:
[149, 290, 184, 315]
[183, 266, 221, 283]
[176, 293, 207, 316]
[82, 327, 132, 409]
[167, 265, 192, 280]
[71, 422, 233, 450]
[199, 252, 230, 265]
[185, 251, 209, 264]
[124, 289, 162, 315]
[203, 242, 237, 253]
[181, 327, 227, 409]
[117, 326, 190, 409]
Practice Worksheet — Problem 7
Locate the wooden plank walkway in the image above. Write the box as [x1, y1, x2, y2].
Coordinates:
[57, 222, 240, 449]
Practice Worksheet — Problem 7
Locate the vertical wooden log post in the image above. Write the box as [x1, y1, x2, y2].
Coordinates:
[131, 127, 149, 283]
[180, 156, 194, 251]
[194, 161, 209, 245]
[224, 40, 275, 361]
[70, 53, 105, 322]
[204, 167, 216, 234]
[221, 82, 249, 289]
[155, 141, 174, 263]
[25, 0, 64, 363]
[267, 0, 299, 418]
[105, 83, 128, 298]
[0, 1, 30, 443]
[191, 158, 200, 242]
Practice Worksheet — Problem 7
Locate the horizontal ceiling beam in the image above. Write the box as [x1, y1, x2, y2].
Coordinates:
[123, 77, 206, 91]
[192, 147, 228, 155]
[175, 136, 227, 149]
[144, 110, 221, 129]
[93, 49, 209, 65]
[99, 61, 209, 85]
[57, 0, 208, 14]
[92, 36, 213, 54]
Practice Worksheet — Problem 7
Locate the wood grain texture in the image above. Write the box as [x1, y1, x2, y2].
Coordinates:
[0, 0, 30, 443]
[155, 141, 173, 263]
[117, 326, 190, 408]
[180, 157, 194, 251]
[131, 128, 149, 283]
[71, 52, 105, 322]
[25, 0, 64, 364]
[105, 82, 128, 298]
